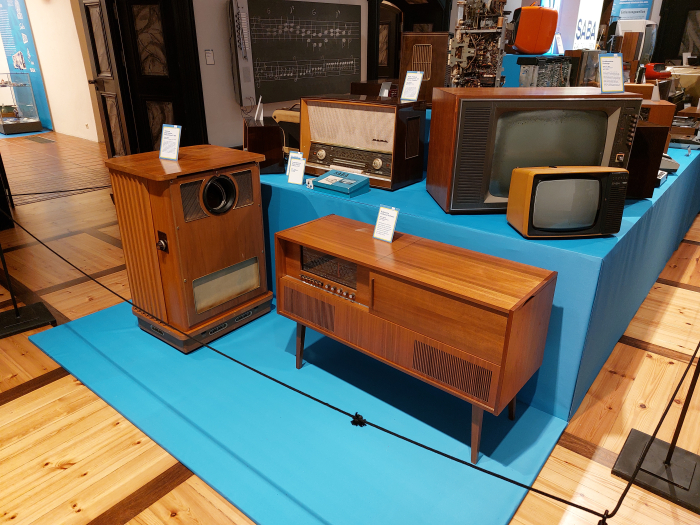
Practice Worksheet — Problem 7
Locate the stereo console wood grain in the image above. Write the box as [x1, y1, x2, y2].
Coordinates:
[275, 215, 557, 463]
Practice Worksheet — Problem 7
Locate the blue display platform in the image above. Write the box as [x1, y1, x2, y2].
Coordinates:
[261, 148, 700, 420]
[30, 303, 567, 525]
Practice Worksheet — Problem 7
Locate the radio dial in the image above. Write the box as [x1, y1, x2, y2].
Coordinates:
[372, 158, 382, 170]
[316, 149, 327, 160]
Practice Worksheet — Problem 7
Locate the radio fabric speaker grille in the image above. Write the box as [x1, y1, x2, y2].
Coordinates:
[192, 257, 260, 314]
[405, 117, 420, 159]
[411, 44, 432, 81]
[302, 247, 357, 288]
[453, 106, 491, 207]
[231, 171, 254, 208]
[284, 286, 335, 331]
[180, 180, 208, 222]
[604, 181, 627, 232]
[412, 341, 492, 402]
[307, 101, 395, 153]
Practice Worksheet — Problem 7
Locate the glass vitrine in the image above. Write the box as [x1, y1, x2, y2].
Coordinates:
[0, 73, 42, 134]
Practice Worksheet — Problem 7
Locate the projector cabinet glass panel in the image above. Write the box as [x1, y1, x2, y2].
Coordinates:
[533, 179, 600, 230]
[192, 257, 260, 314]
[490, 110, 607, 198]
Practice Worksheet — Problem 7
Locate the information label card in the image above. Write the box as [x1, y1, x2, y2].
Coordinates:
[599, 54, 624, 94]
[373, 205, 399, 243]
[400, 71, 424, 102]
[287, 152, 306, 185]
[159, 124, 182, 161]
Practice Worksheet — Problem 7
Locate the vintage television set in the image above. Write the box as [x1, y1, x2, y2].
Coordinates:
[106, 145, 274, 353]
[301, 95, 426, 190]
[506, 166, 629, 239]
[426, 87, 642, 213]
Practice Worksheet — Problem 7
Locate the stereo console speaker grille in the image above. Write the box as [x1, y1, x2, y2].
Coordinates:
[405, 117, 420, 159]
[180, 180, 208, 222]
[284, 286, 335, 332]
[411, 44, 433, 81]
[452, 106, 491, 207]
[307, 101, 396, 153]
[412, 340, 492, 402]
[231, 170, 254, 208]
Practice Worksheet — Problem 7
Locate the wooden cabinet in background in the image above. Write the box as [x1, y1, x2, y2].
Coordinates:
[275, 215, 557, 463]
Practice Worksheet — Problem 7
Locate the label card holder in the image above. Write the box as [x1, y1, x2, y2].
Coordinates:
[400, 71, 424, 102]
[555, 32, 564, 55]
[373, 205, 399, 243]
[379, 81, 392, 97]
[287, 153, 306, 185]
[599, 53, 624, 94]
[159, 124, 182, 161]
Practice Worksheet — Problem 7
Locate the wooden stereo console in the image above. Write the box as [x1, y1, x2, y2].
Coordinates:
[106, 145, 273, 353]
[275, 215, 557, 463]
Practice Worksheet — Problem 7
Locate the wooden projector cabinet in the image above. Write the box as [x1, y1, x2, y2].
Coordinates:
[275, 215, 557, 463]
[106, 145, 273, 353]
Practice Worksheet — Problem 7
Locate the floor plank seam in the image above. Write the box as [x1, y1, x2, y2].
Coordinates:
[557, 432, 619, 469]
[618, 335, 698, 365]
[656, 277, 700, 295]
[2, 219, 119, 254]
[86, 462, 193, 525]
[680, 239, 700, 247]
[36, 264, 127, 297]
[0, 367, 70, 407]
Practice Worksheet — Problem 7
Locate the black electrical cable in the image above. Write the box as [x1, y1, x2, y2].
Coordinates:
[3, 206, 696, 523]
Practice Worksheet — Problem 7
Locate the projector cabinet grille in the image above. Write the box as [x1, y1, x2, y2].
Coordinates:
[232, 170, 254, 208]
[284, 286, 335, 332]
[452, 106, 491, 207]
[412, 340, 492, 402]
[180, 180, 207, 222]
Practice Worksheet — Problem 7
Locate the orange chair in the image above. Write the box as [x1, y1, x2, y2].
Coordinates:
[512, 5, 559, 55]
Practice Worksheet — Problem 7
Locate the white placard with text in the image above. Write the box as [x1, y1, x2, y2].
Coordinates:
[159, 124, 182, 161]
[400, 71, 424, 102]
[287, 154, 306, 185]
[599, 54, 624, 94]
[373, 205, 399, 243]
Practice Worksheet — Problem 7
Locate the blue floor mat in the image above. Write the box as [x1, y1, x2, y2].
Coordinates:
[30, 302, 566, 525]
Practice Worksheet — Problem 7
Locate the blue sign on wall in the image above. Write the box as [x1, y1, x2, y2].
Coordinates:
[611, 0, 653, 22]
[0, 0, 51, 129]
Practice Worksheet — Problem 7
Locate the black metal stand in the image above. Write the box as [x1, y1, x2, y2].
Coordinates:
[0, 241, 55, 338]
[612, 355, 700, 514]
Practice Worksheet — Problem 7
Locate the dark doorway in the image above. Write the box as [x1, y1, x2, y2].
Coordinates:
[81, 0, 207, 157]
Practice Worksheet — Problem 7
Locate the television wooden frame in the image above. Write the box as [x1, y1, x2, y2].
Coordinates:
[426, 87, 643, 214]
[275, 215, 557, 463]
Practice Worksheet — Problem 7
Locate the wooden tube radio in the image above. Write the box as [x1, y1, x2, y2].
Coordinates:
[275, 215, 557, 463]
[300, 95, 426, 190]
[106, 145, 273, 353]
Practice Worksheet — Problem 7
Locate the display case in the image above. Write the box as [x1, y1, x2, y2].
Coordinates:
[0, 73, 42, 134]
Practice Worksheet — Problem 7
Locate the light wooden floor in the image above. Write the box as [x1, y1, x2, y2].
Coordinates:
[0, 132, 698, 524]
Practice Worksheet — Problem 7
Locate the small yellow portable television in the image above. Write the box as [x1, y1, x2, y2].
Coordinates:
[507, 166, 629, 239]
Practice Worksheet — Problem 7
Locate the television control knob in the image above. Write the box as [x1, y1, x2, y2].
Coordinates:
[372, 158, 382, 170]
[156, 239, 168, 251]
[316, 149, 327, 160]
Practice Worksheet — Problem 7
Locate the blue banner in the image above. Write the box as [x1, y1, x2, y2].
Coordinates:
[0, 0, 51, 129]
[611, 0, 653, 22]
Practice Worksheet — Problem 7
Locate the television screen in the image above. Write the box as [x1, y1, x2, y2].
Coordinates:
[532, 178, 600, 230]
[490, 110, 608, 198]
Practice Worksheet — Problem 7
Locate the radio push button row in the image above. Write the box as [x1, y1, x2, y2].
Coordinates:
[325, 284, 330, 290]
[316, 149, 327, 160]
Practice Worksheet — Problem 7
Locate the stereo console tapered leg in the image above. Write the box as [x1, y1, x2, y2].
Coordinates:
[296, 323, 306, 369]
[509, 396, 517, 421]
[472, 406, 484, 464]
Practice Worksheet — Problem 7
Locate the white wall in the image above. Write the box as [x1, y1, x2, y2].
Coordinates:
[192, 0, 367, 148]
[25, 0, 98, 140]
